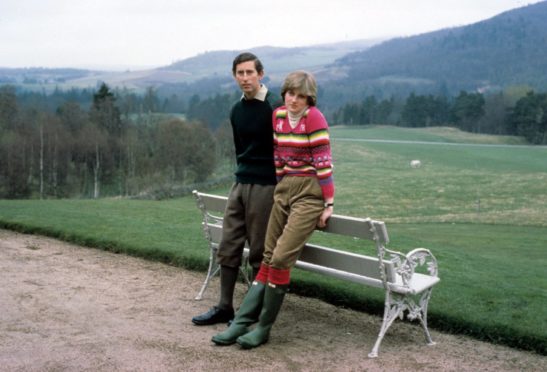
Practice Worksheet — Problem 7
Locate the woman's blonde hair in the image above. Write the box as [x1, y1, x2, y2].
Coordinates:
[281, 70, 317, 106]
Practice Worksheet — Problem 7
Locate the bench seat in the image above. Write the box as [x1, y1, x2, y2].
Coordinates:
[192, 190, 440, 358]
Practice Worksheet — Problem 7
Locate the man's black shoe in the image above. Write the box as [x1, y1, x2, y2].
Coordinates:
[192, 306, 234, 326]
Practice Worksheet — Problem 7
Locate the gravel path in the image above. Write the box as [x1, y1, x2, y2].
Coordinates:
[1, 229, 544, 371]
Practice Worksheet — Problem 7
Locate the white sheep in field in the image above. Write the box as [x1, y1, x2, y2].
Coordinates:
[410, 160, 422, 168]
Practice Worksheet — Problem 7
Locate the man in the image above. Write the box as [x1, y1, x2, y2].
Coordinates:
[192, 52, 280, 326]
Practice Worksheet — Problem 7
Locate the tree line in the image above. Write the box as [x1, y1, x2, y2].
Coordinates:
[331, 89, 547, 144]
[2, 83, 546, 199]
[0, 83, 224, 199]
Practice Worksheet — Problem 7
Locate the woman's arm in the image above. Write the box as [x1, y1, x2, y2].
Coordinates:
[317, 199, 334, 228]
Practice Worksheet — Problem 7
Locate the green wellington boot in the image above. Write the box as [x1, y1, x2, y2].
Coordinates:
[236, 283, 287, 349]
[211, 281, 266, 345]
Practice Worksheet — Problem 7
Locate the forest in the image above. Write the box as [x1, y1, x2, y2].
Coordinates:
[0, 84, 229, 199]
[0, 82, 545, 199]
[332, 89, 547, 143]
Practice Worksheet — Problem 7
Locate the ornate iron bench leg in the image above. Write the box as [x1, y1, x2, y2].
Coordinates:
[417, 290, 436, 346]
[195, 256, 220, 300]
[195, 248, 251, 300]
[368, 291, 404, 358]
[239, 254, 252, 288]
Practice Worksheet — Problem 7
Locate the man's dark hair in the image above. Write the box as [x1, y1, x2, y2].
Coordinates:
[232, 52, 264, 75]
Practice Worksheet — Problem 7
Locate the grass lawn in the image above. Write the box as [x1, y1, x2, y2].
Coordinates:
[1, 126, 546, 354]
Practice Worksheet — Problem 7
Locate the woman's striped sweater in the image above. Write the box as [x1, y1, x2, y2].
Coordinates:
[272, 106, 335, 199]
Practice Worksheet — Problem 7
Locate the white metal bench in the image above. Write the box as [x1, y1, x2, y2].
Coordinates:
[192, 190, 440, 358]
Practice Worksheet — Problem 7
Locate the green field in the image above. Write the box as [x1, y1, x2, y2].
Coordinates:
[1, 126, 546, 354]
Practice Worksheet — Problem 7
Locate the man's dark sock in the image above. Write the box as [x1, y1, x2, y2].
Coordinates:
[218, 265, 238, 310]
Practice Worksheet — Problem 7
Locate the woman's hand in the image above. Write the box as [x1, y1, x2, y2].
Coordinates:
[317, 206, 333, 228]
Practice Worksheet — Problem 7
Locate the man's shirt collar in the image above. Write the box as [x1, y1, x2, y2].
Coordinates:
[241, 84, 268, 101]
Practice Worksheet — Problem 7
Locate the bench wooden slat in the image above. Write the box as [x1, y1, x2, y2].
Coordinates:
[294, 261, 386, 289]
[207, 223, 396, 284]
[298, 243, 396, 283]
[207, 223, 224, 243]
[319, 215, 375, 240]
[195, 192, 228, 214]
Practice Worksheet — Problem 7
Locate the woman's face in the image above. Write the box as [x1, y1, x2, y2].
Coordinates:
[284, 89, 308, 114]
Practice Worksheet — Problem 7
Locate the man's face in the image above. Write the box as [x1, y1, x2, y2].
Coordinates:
[233, 60, 264, 98]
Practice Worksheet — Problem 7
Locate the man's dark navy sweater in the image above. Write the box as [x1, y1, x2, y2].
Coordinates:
[230, 90, 279, 185]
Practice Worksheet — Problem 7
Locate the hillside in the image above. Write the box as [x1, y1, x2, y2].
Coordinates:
[160, 40, 381, 84]
[332, 1, 547, 94]
[0, 39, 381, 92]
[2, 2, 546, 100]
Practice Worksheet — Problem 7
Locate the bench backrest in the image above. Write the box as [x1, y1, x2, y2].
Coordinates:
[193, 191, 396, 287]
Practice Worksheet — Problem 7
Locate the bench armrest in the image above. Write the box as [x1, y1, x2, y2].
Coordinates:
[385, 247, 439, 287]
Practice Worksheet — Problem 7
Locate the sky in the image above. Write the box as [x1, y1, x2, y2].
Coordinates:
[0, 0, 544, 70]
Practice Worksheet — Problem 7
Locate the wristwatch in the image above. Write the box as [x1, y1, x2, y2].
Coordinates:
[324, 202, 334, 208]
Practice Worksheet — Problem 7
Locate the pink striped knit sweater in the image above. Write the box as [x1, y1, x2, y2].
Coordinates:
[272, 106, 335, 199]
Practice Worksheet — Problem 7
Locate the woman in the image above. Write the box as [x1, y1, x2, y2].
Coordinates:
[212, 70, 334, 349]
